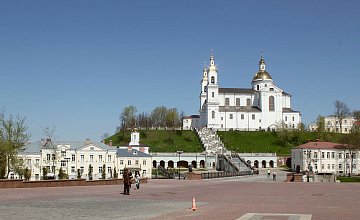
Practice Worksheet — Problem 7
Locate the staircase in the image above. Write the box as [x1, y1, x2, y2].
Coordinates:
[230, 153, 252, 172]
[157, 166, 174, 179]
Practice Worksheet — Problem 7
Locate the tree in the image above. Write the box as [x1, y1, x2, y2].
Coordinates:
[119, 106, 137, 130]
[58, 167, 68, 180]
[24, 167, 31, 181]
[77, 168, 81, 179]
[0, 111, 30, 179]
[334, 100, 351, 133]
[339, 131, 360, 176]
[315, 115, 325, 133]
[113, 167, 118, 179]
[42, 167, 48, 180]
[165, 108, 180, 129]
[42, 126, 59, 176]
[102, 164, 106, 179]
[151, 106, 168, 128]
[88, 164, 93, 180]
[353, 110, 360, 122]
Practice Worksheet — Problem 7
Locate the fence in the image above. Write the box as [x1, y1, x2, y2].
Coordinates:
[201, 171, 251, 179]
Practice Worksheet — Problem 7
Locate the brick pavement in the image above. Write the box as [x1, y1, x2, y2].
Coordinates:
[1, 172, 360, 220]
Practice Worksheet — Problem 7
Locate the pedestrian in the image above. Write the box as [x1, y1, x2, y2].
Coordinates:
[267, 169, 270, 178]
[273, 171, 277, 181]
[135, 171, 140, 190]
[123, 168, 131, 195]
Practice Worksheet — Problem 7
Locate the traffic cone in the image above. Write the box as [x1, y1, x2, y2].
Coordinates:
[191, 197, 197, 211]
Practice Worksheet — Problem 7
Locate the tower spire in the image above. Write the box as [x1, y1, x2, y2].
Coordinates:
[259, 51, 266, 71]
[209, 49, 216, 71]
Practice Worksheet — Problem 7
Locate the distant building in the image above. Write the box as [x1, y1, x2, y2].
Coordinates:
[291, 141, 360, 175]
[9, 131, 152, 181]
[308, 116, 357, 133]
[196, 52, 301, 131]
[182, 115, 200, 130]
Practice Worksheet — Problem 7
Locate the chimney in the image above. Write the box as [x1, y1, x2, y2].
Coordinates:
[128, 146, 132, 153]
[109, 140, 112, 146]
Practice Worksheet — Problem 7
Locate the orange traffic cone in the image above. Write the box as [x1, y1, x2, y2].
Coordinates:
[191, 197, 197, 211]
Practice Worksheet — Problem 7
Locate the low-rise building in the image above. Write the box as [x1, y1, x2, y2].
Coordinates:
[309, 116, 357, 133]
[291, 141, 360, 175]
[182, 115, 200, 130]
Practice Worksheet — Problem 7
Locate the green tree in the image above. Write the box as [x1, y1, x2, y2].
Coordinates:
[58, 167, 68, 180]
[113, 167, 118, 179]
[88, 164, 93, 180]
[77, 168, 81, 179]
[42, 167, 48, 180]
[0, 111, 30, 179]
[102, 164, 106, 179]
[339, 131, 360, 176]
[24, 167, 31, 181]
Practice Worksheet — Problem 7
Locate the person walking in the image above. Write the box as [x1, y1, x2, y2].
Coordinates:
[123, 168, 131, 195]
[273, 171, 277, 181]
[267, 169, 270, 179]
[135, 171, 141, 190]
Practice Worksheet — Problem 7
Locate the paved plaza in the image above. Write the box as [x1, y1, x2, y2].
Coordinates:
[1, 170, 360, 220]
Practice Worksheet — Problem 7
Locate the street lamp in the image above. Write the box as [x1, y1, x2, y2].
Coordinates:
[305, 150, 312, 182]
[177, 150, 183, 179]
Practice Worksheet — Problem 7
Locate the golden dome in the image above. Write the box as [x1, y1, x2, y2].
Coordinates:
[252, 70, 272, 81]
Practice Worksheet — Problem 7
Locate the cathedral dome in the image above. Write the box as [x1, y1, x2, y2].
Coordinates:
[252, 70, 272, 81]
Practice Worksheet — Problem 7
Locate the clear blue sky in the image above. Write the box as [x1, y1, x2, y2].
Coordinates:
[1, 1, 359, 142]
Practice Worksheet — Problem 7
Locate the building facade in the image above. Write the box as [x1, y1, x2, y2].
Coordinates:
[9, 133, 152, 181]
[291, 141, 360, 175]
[198, 52, 301, 131]
[309, 116, 357, 133]
[182, 115, 200, 130]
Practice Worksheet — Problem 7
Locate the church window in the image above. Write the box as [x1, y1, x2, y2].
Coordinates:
[230, 114, 233, 119]
[269, 96, 275, 111]
[211, 76, 215, 84]
[212, 92, 214, 98]
[212, 111, 215, 119]
[221, 117, 223, 121]
[246, 99, 251, 106]
[270, 88, 274, 91]
[225, 98, 229, 106]
[252, 114, 255, 120]
[241, 114, 244, 119]
[285, 116, 287, 121]
[292, 116, 295, 121]
[236, 98, 240, 106]
[204, 86, 207, 92]
[257, 85, 259, 90]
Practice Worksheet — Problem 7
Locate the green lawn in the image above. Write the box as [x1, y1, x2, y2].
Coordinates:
[337, 176, 360, 182]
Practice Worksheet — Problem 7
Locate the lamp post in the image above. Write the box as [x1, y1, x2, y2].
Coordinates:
[177, 150, 183, 179]
[306, 150, 312, 182]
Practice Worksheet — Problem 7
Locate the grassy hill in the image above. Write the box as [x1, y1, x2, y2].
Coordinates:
[106, 130, 203, 153]
[107, 130, 346, 155]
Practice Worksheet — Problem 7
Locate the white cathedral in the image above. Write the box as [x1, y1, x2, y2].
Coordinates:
[194, 52, 302, 131]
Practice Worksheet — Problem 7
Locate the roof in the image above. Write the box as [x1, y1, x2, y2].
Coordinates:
[252, 70, 272, 81]
[116, 149, 151, 158]
[219, 106, 262, 113]
[282, 108, 300, 113]
[295, 142, 343, 150]
[282, 91, 291, 96]
[219, 88, 255, 94]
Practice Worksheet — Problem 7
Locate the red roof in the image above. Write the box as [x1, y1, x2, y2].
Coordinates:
[296, 141, 343, 149]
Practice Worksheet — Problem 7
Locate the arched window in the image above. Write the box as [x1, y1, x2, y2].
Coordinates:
[211, 76, 215, 84]
[257, 85, 259, 90]
[269, 96, 275, 111]
[236, 98, 240, 106]
[225, 98, 229, 106]
[212, 111, 215, 119]
[204, 86, 207, 92]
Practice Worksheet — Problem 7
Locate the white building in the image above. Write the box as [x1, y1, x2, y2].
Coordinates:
[291, 141, 360, 175]
[182, 115, 200, 130]
[309, 116, 357, 133]
[198, 52, 301, 131]
[10, 133, 152, 181]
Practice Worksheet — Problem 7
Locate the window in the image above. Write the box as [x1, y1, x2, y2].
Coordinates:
[285, 116, 287, 121]
[211, 76, 215, 84]
[71, 166, 75, 173]
[107, 166, 112, 174]
[321, 152, 325, 158]
[321, 164, 324, 169]
[72, 154, 75, 162]
[27, 159, 31, 166]
[212, 92, 214, 98]
[81, 155, 84, 162]
[314, 164, 318, 170]
[108, 155, 111, 162]
[221, 117, 223, 121]
[90, 155, 93, 162]
[204, 86, 207, 92]
[230, 114, 233, 119]
[135, 160, 139, 165]
[99, 155, 103, 162]
[339, 152, 342, 159]
[327, 152, 330, 158]
[143, 160, 146, 165]
[331, 152, 335, 158]
[225, 98, 229, 106]
[236, 98, 240, 106]
[327, 164, 330, 169]
[80, 166, 84, 174]
[252, 114, 255, 120]
[212, 111, 215, 119]
[345, 128, 348, 132]
[256, 85, 259, 90]
[143, 170, 147, 175]
[99, 166, 103, 174]
[35, 159, 39, 165]
[120, 160, 124, 165]
[246, 99, 251, 106]
[332, 164, 335, 170]
[52, 154, 56, 160]
[61, 150, 66, 157]
[292, 116, 295, 121]
[241, 114, 244, 120]
[269, 96, 275, 111]
[61, 160, 66, 167]
[47, 154, 51, 161]
[120, 169, 123, 175]
[314, 152, 318, 158]
[128, 160, 132, 165]
[346, 153, 349, 159]
[270, 88, 274, 91]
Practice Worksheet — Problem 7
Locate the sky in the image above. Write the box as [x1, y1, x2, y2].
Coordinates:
[1, 1, 359, 142]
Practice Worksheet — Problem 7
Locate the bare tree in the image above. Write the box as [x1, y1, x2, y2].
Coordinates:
[119, 106, 137, 130]
[151, 106, 168, 128]
[339, 129, 360, 176]
[334, 100, 351, 133]
[353, 110, 360, 122]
